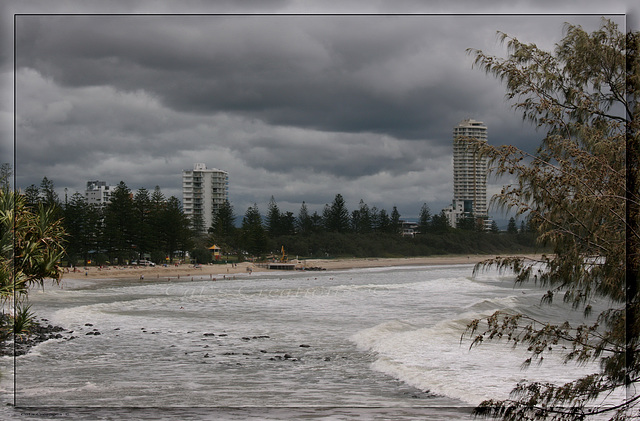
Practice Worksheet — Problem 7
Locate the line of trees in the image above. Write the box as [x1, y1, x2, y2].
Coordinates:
[19, 176, 536, 266]
[23, 178, 192, 266]
[210, 194, 536, 261]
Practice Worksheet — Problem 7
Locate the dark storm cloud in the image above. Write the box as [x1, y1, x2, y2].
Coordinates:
[15, 15, 497, 144]
[231, 132, 433, 178]
[6, 5, 631, 217]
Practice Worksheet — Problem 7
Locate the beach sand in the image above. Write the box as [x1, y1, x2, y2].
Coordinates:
[59, 254, 542, 284]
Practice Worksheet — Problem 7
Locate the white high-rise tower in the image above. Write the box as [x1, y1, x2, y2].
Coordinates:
[182, 163, 229, 233]
[452, 119, 488, 219]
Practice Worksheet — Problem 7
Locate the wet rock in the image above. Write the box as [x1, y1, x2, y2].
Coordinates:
[85, 323, 93, 327]
[283, 353, 293, 359]
[299, 344, 310, 348]
[203, 333, 215, 336]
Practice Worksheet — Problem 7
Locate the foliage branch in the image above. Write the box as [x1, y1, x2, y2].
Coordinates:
[461, 19, 638, 420]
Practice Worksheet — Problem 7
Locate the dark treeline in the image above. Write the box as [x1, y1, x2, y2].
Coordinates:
[23, 177, 538, 266]
[211, 194, 538, 262]
[24, 178, 192, 266]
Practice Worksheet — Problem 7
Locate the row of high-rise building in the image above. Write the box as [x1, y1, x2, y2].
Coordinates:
[84, 120, 488, 233]
[176, 119, 489, 232]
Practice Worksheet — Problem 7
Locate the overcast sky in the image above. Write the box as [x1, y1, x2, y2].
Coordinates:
[1, 1, 636, 223]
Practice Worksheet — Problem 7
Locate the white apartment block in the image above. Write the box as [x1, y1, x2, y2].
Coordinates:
[182, 163, 229, 233]
[452, 119, 488, 218]
[444, 200, 465, 229]
[85, 180, 114, 206]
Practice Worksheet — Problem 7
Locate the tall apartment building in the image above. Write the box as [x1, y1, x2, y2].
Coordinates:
[182, 163, 229, 233]
[85, 180, 114, 206]
[448, 119, 489, 227]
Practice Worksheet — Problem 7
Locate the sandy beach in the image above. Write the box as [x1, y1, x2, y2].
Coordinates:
[59, 254, 541, 283]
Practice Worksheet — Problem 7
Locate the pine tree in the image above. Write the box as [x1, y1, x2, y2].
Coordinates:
[430, 210, 450, 233]
[103, 181, 135, 264]
[279, 211, 296, 236]
[210, 200, 237, 252]
[133, 187, 153, 260]
[266, 196, 282, 237]
[418, 203, 431, 234]
[63, 192, 91, 265]
[352, 199, 372, 234]
[296, 201, 313, 235]
[161, 196, 192, 263]
[323, 194, 351, 233]
[390, 206, 401, 234]
[241, 204, 267, 257]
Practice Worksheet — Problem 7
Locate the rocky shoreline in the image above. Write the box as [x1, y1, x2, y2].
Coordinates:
[0, 316, 70, 357]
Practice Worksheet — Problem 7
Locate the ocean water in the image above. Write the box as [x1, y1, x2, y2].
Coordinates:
[0, 264, 620, 420]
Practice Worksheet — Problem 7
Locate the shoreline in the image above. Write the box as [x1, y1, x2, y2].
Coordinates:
[57, 254, 542, 288]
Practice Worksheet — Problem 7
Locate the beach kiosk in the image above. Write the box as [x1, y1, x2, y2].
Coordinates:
[208, 245, 222, 261]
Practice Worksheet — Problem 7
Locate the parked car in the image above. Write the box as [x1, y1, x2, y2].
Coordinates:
[138, 260, 156, 267]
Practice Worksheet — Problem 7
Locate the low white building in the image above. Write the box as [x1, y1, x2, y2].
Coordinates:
[444, 200, 493, 230]
[443, 200, 465, 228]
[85, 180, 114, 206]
[401, 220, 419, 237]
